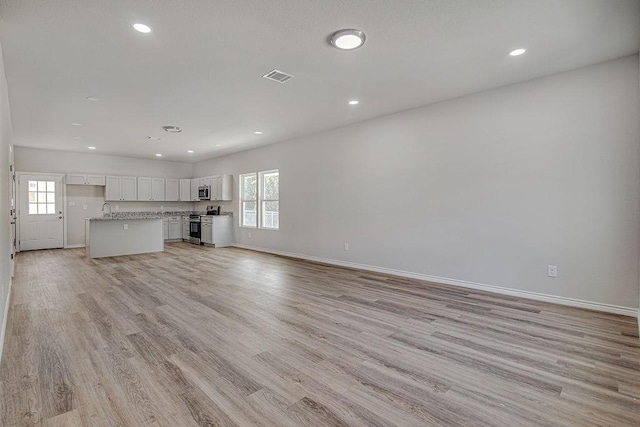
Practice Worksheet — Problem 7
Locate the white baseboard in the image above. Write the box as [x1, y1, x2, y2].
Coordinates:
[64, 244, 85, 249]
[0, 278, 13, 364]
[234, 244, 638, 318]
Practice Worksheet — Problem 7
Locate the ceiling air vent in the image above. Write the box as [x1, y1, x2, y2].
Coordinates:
[263, 69, 295, 84]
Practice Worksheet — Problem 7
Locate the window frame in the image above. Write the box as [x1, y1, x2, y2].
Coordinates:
[259, 169, 279, 230]
[239, 172, 258, 228]
[238, 169, 279, 230]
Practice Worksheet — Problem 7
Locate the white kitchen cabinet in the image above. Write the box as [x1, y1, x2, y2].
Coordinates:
[179, 179, 191, 201]
[152, 178, 165, 201]
[67, 173, 106, 186]
[202, 176, 212, 188]
[163, 218, 169, 240]
[165, 179, 179, 201]
[105, 176, 137, 201]
[190, 179, 200, 201]
[138, 177, 165, 201]
[200, 215, 232, 247]
[182, 217, 190, 240]
[168, 217, 181, 240]
[122, 177, 137, 201]
[211, 174, 233, 201]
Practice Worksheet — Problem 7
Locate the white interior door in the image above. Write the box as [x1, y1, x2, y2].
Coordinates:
[18, 174, 64, 251]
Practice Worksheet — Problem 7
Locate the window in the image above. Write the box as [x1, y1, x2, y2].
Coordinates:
[240, 173, 257, 227]
[240, 169, 279, 229]
[260, 170, 279, 229]
[28, 180, 56, 215]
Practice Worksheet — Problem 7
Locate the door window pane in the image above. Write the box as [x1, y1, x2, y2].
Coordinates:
[28, 180, 56, 215]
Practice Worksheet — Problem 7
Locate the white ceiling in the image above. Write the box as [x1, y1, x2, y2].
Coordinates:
[0, 0, 638, 163]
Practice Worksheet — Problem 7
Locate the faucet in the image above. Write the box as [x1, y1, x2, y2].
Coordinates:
[102, 202, 112, 218]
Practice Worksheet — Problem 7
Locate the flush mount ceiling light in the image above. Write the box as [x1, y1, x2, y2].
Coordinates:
[87, 146, 96, 150]
[155, 153, 163, 157]
[146, 136, 161, 141]
[348, 100, 359, 105]
[330, 29, 366, 50]
[162, 125, 182, 133]
[71, 122, 82, 126]
[187, 150, 194, 153]
[72, 136, 82, 140]
[86, 96, 100, 102]
[133, 23, 151, 33]
[509, 48, 526, 56]
[254, 131, 263, 135]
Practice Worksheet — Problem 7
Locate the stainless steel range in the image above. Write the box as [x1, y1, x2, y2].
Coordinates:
[189, 214, 201, 245]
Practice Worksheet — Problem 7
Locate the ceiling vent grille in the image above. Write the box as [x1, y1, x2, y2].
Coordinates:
[263, 69, 295, 83]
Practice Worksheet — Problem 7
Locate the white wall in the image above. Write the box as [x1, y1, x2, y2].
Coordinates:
[194, 56, 640, 310]
[0, 41, 13, 359]
[15, 147, 193, 178]
[15, 148, 195, 246]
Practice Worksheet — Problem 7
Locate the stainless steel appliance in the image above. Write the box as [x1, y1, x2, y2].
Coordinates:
[189, 214, 201, 244]
[198, 185, 211, 200]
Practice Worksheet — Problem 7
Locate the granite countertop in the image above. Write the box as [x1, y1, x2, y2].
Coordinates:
[87, 216, 165, 221]
[86, 210, 232, 221]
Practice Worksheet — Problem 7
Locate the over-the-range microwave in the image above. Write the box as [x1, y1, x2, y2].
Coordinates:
[198, 185, 210, 200]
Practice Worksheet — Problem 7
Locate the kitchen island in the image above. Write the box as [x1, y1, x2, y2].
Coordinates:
[85, 217, 164, 258]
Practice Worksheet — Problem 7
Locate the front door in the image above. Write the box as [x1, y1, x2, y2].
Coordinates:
[18, 174, 64, 251]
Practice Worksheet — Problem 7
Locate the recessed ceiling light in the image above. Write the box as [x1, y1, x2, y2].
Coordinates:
[72, 136, 82, 140]
[254, 131, 263, 135]
[187, 150, 194, 153]
[133, 23, 151, 33]
[86, 96, 100, 102]
[155, 153, 163, 157]
[146, 136, 161, 141]
[87, 146, 96, 150]
[71, 123, 82, 126]
[330, 29, 366, 50]
[162, 126, 182, 133]
[509, 48, 526, 57]
[348, 100, 359, 105]
[214, 144, 222, 147]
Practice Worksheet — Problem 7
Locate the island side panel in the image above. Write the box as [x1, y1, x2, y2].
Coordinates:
[87, 218, 164, 258]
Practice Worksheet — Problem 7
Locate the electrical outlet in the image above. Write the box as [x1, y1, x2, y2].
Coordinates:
[83, 204, 87, 210]
[115, 205, 119, 210]
[160, 205, 164, 210]
[344, 243, 349, 251]
[123, 224, 128, 230]
[69, 201, 75, 207]
[247, 232, 251, 238]
[547, 265, 557, 278]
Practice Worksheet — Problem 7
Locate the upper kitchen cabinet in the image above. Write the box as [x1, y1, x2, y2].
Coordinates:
[167, 178, 191, 202]
[105, 176, 137, 201]
[190, 179, 200, 201]
[138, 177, 165, 201]
[165, 178, 179, 202]
[66, 173, 106, 186]
[211, 174, 233, 201]
[179, 179, 191, 202]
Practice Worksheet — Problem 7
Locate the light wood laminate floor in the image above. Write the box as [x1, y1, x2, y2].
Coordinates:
[1, 243, 639, 426]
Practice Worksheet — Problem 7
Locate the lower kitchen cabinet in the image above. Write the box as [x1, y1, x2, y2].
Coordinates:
[164, 217, 182, 241]
[182, 217, 190, 240]
[200, 215, 232, 247]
